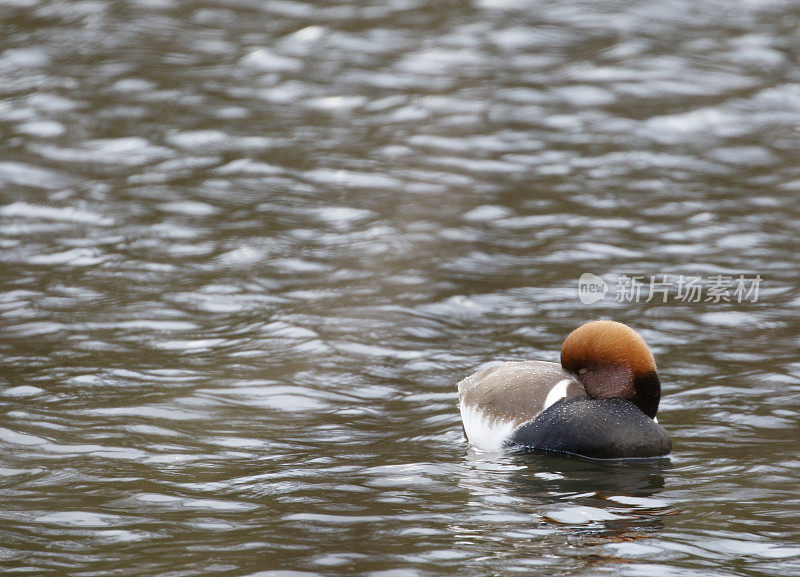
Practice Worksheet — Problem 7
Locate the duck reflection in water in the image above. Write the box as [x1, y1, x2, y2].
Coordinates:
[457, 449, 673, 566]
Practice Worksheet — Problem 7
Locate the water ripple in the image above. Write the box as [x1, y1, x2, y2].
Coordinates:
[1, 0, 800, 575]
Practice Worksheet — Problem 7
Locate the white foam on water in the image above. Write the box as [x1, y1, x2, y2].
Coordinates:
[0, 162, 69, 190]
[32, 137, 173, 166]
[239, 47, 302, 72]
[16, 120, 66, 138]
[462, 205, 513, 222]
[0, 202, 113, 225]
[2, 386, 45, 398]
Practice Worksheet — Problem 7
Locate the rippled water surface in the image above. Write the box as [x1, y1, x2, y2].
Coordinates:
[2, 1, 800, 575]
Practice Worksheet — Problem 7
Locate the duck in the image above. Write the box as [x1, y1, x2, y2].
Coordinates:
[457, 320, 671, 459]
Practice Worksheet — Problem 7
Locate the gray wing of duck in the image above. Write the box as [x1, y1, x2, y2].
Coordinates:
[458, 360, 585, 426]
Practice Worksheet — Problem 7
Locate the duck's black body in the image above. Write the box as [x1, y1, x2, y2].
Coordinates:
[509, 396, 671, 459]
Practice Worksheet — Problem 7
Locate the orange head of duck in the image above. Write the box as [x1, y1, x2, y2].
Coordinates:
[560, 320, 660, 419]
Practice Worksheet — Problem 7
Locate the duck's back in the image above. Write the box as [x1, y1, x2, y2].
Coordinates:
[457, 361, 585, 451]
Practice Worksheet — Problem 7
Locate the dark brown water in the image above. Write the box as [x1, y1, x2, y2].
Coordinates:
[1, 1, 800, 575]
